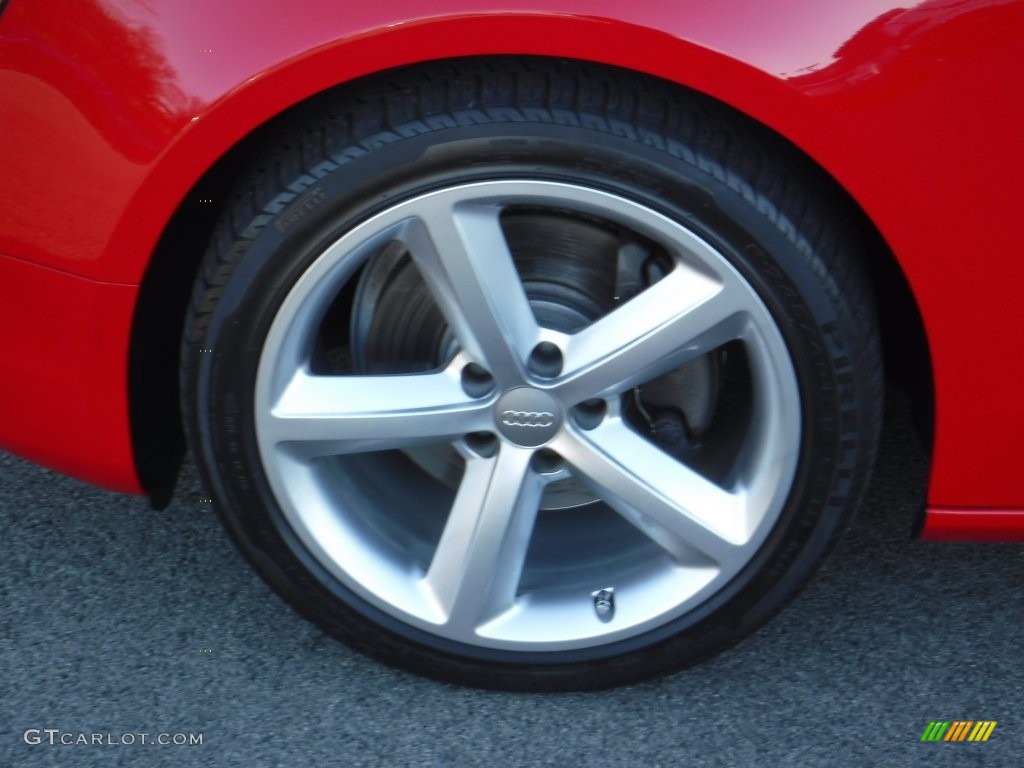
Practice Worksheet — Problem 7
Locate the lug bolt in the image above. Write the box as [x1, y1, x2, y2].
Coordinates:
[461, 363, 494, 398]
[464, 432, 498, 458]
[573, 398, 607, 430]
[530, 448, 564, 474]
[528, 342, 563, 379]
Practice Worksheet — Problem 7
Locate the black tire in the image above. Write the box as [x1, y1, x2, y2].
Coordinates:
[181, 58, 882, 691]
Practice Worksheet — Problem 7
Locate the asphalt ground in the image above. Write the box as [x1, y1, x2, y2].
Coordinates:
[2, 388, 1022, 767]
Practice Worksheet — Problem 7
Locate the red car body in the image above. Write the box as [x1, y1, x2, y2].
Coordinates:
[1, 0, 1021, 539]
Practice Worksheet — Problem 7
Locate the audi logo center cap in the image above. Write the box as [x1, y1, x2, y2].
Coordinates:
[494, 387, 563, 447]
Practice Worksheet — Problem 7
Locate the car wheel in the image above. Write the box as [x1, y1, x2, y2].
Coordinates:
[182, 59, 883, 690]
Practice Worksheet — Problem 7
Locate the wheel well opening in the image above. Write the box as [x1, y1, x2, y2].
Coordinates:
[128, 54, 934, 508]
[128, 127, 270, 507]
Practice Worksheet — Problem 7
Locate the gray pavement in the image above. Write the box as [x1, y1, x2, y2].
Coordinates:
[1, 389, 1022, 767]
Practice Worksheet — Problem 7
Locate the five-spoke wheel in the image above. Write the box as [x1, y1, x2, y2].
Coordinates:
[254, 181, 800, 651]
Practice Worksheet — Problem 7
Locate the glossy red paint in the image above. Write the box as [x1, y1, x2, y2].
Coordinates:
[0, 251, 139, 492]
[921, 507, 1024, 542]
[0, 0, 1022, 529]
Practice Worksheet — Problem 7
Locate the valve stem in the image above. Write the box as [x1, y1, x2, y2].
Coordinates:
[592, 588, 615, 622]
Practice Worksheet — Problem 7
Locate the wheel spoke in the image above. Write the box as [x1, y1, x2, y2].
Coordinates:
[263, 367, 491, 457]
[553, 421, 748, 564]
[422, 446, 545, 630]
[553, 265, 749, 403]
[400, 199, 539, 386]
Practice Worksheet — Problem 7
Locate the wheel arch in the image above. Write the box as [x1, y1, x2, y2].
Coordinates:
[127, 41, 933, 507]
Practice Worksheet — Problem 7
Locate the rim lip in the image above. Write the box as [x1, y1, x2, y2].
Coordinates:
[254, 179, 801, 653]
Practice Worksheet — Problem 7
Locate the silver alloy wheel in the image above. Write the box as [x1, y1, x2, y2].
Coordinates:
[254, 180, 801, 652]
